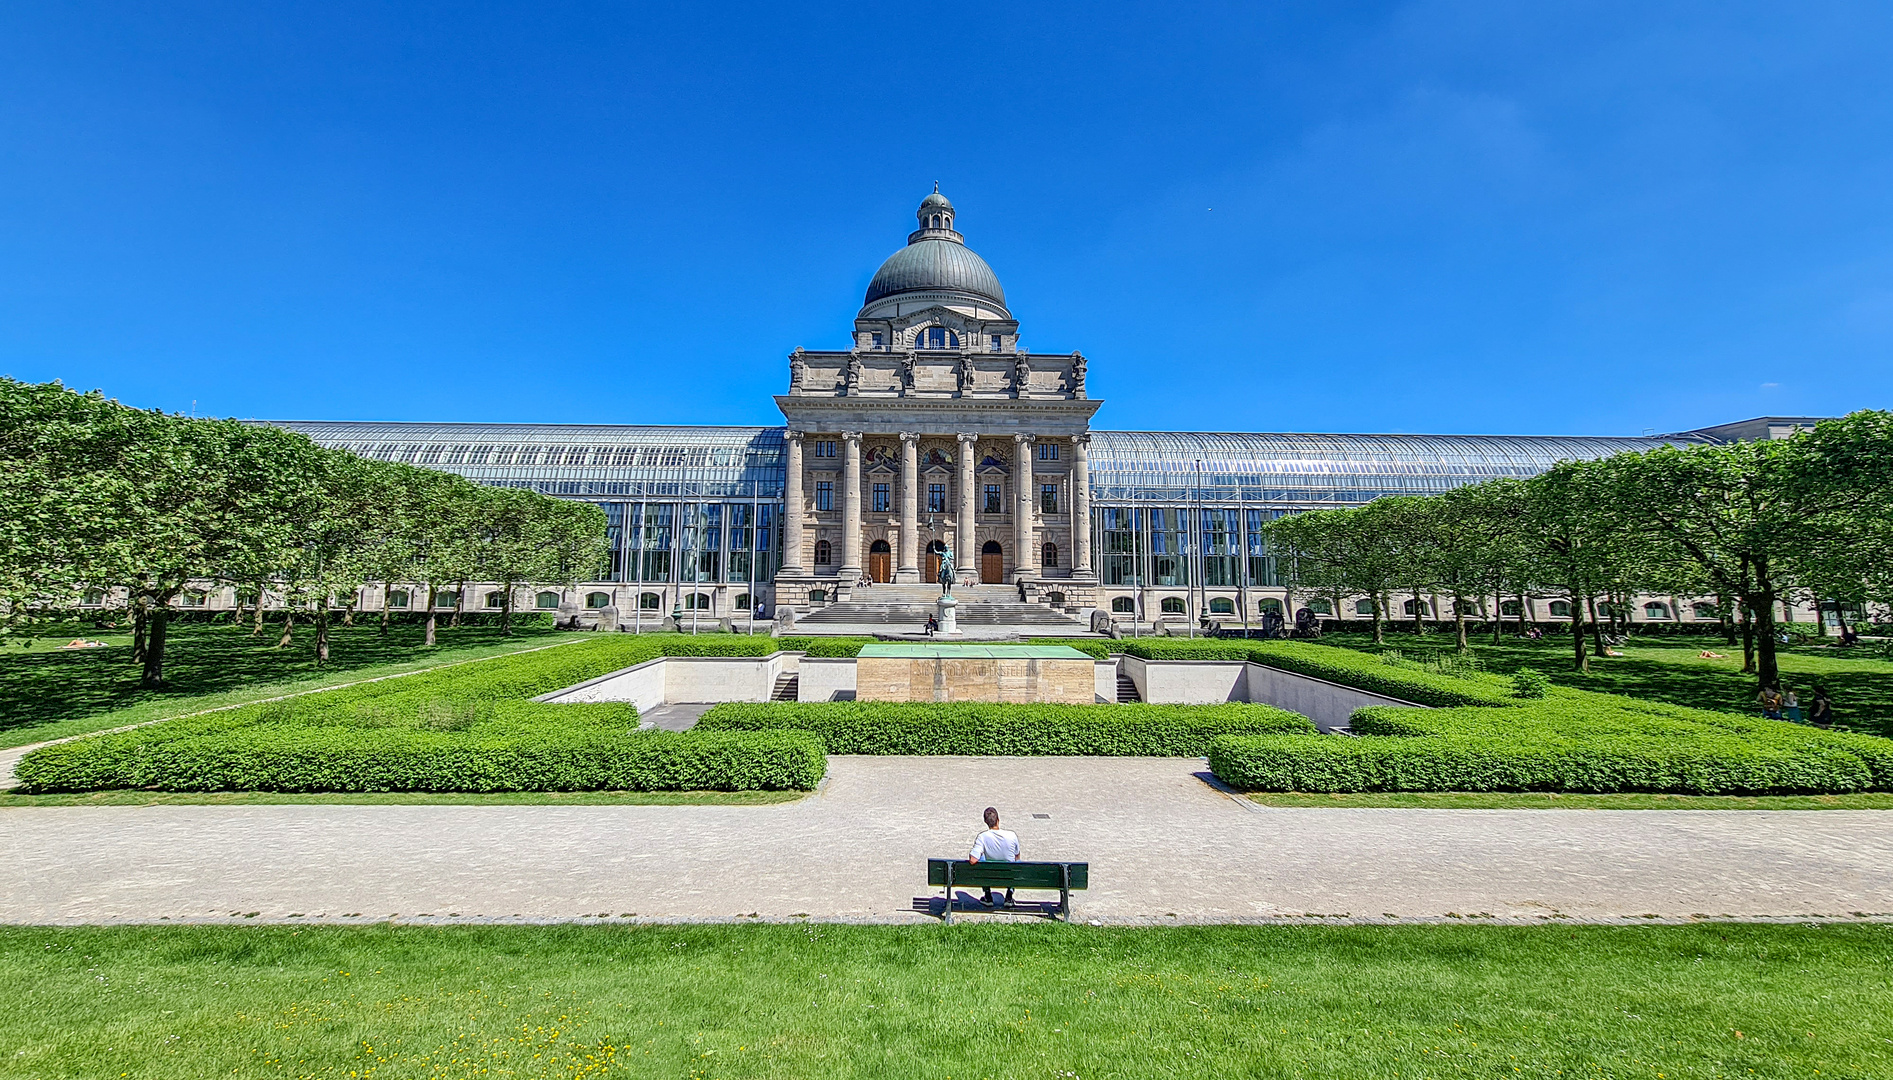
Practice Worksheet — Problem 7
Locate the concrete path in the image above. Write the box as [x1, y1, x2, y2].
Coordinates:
[4, 757, 1892, 926]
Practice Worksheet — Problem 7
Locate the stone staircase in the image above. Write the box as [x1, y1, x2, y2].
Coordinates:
[794, 584, 1089, 631]
[770, 673, 799, 701]
[1116, 669, 1141, 703]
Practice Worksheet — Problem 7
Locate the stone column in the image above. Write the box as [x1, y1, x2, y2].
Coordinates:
[897, 432, 920, 582]
[1013, 433, 1035, 584]
[1071, 433, 1092, 576]
[956, 432, 977, 585]
[780, 432, 805, 574]
[840, 431, 863, 582]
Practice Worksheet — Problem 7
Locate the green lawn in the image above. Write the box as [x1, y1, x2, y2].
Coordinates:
[1320, 632, 1893, 736]
[1248, 791, 1893, 810]
[0, 789, 803, 807]
[0, 620, 571, 749]
[0, 923, 1887, 1078]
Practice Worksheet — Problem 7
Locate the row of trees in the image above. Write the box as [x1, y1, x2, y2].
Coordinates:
[1266, 411, 1893, 689]
[1, 379, 609, 686]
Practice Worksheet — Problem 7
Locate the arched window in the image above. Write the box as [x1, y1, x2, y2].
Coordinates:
[81, 589, 105, 606]
[808, 589, 827, 603]
[1454, 599, 1483, 617]
[734, 593, 752, 610]
[1644, 602, 1671, 620]
[178, 590, 207, 608]
[1500, 600, 1522, 617]
[1306, 599, 1332, 615]
[870, 538, 891, 553]
[1548, 600, 1572, 618]
[1041, 542, 1058, 568]
[1596, 602, 1615, 617]
[535, 591, 560, 609]
[1355, 599, 1377, 615]
[1111, 597, 1135, 613]
[1692, 602, 1719, 619]
[386, 589, 411, 609]
[1258, 598, 1283, 614]
[1209, 597, 1234, 614]
[684, 593, 711, 610]
[1160, 597, 1186, 614]
[639, 592, 662, 610]
[814, 539, 832, 566]
[484, 591, 503, 609]
[585, 592, 612, 609]
[1045, 592, 1066, 607]
[434, 590, 460, 609]
[919, 326, 960, 349]
[1403, 599, 1430, 616]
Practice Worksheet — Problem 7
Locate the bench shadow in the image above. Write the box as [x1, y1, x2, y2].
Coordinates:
[911, 893, 1063, 921]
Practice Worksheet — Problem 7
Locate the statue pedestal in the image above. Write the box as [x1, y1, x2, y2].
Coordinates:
[936, 592, 962, 636]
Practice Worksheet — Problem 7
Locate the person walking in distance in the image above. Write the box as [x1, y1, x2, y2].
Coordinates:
[969, 806, 1020, 908]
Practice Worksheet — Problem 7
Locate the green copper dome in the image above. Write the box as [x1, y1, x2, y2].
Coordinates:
[862, 189, 1009, 312]
[864, 239, 1008, 308]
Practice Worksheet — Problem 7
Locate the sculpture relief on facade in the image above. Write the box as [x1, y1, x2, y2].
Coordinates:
[843, 353, 863, 395]
[1013, 354, 1032, 397]
[1071, 352, 1087, 398]
[788, 348, 806, 393]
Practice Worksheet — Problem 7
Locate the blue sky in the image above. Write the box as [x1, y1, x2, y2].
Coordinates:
[1, 0, 1889, 435]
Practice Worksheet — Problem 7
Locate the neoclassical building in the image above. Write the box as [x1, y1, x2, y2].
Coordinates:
[276, 191, 1825, 628]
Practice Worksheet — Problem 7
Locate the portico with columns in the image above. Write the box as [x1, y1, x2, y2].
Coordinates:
[772, 190, 1101, 609]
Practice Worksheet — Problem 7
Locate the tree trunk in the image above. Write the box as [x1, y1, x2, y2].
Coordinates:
[315, 603, 330, 666]
[501, 583, 514, 635]
[141, 606, 169, 688]
[1587, 595, 1607, 655]
[380, 588, 392, 636]
[1411, 584, 1425, 635]
[1751, 558, 1781, 691]
[231, 593, 246, 627]
[1718, 593, 1736, 645]
[424, 587, 437, 646]
[1570, 589, 1587, 672]
[130, 598, 149, 663]
[277, 609, 295, 649]
[451, 585, 464, 628]
[253, 585, 268, 635]
[1372, 591, 1385, 645]
[1453, 592, 1469, 651]
[1738, 601, 1755, 674]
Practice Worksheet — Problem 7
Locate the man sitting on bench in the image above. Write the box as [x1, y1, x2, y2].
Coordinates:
[969, 806, 1020, 908]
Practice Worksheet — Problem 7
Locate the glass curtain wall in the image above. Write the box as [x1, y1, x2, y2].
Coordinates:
[613, 496, 778, 586]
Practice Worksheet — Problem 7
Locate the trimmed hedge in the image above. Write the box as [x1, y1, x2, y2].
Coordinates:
[775, 636, 876, 657]
[696, 701, 1315, 756]
[15, 635, 827, 793]
[1205, 644, 1893, 795]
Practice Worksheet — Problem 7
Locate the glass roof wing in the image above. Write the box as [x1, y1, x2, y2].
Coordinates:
[266, 422, 786, 499]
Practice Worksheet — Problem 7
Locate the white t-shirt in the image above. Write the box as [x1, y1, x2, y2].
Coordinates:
[969, 828, 1020, 863]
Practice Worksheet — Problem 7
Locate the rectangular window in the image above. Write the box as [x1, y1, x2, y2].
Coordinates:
[1037, 443, 1059, 461]
[984, 484, 1003, 515]
[871, 332, 884, 349]
[813, 440, 837, 458]
[1040, 483, 1058, 514]
[990, 334, 1002, 351]
[815, 481, 833, 512]
[872, 482, 890, 513]
[927, 483, 947, 513]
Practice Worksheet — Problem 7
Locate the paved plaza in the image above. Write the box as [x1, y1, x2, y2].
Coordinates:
[3, 756, 1892, 925]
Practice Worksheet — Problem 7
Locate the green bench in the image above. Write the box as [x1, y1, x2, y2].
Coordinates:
[927, 858, 1089, 924]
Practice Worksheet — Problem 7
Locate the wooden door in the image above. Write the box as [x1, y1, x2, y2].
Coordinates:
[980, 541, 1004, 584]
[868, 540, 892, 583]
[926, 549, 942, 584]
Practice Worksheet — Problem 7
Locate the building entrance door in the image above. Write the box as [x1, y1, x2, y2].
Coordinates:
[980, 540, 1004, 584]
[868, 539, 892, 583]
[926, 540, 945, 585]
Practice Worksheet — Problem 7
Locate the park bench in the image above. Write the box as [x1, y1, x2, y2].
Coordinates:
[927, 858, 1089, 924]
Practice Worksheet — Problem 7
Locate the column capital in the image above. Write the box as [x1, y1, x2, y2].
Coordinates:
[841, 430, 863, 445]
[1071, 432, 1091, 448]
[955, 431, 978, 445]
[1013, 432, 1036, 444]
[898, 431, 920, 445]
[784, 429, 805, 445]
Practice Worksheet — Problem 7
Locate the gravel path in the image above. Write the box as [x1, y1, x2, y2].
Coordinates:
[3, 756, 1891, 926]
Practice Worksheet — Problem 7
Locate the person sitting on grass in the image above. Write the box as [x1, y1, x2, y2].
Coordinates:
[968, 806, 1020, 909]
[1758, 684, 1784, 720]
[1808, 687, 1835, 728]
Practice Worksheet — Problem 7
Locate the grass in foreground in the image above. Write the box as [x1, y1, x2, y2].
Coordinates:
[1248, 791, 1893, 810]
[1322, 633, 1893, 736]
[0, 620, 570, 749]
[0, 789, 803, 807]
[0, 923, 1887, 1078]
